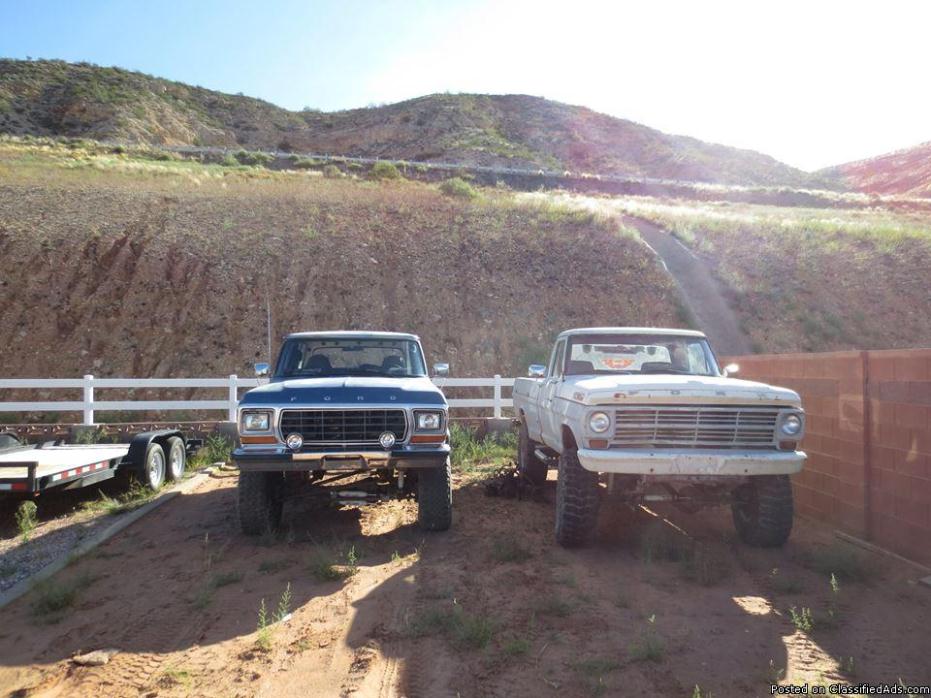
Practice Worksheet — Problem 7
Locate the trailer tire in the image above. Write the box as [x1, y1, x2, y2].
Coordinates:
[417, 459, 452, 532]
[731, 475, 794, 547]
[518, 421, 548, 487]
[165, 436, 186, 481]
[142, 442, 166, 491]
[554, 445, 599, 548]
[238, 471, 283, 536]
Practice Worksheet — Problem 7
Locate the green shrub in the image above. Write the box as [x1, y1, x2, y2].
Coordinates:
[292, 157, 321, 169]
[369, 161, 402, 180]
[16, 501, 38, 541]
[439, 177, 478, 199]
[234, 150, 274, 167]
[322, 164, 342, 178]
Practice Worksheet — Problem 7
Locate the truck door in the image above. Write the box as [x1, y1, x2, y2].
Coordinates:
[540, 339, 566, 448]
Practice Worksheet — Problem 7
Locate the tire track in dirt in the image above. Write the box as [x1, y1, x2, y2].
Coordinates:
[623, 215, 753, 356]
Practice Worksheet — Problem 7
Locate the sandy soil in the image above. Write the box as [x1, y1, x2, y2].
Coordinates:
[0, 469, 928, 698]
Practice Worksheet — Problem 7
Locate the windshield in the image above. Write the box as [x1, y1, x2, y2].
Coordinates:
[564, 334, 720, 377]
[274, 337, 427, 379]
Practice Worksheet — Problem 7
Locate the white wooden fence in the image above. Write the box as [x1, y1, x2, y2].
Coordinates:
[0, 375, 515, 425]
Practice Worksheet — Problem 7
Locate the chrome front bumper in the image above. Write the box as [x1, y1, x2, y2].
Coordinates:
[576, 448, 805, 476]
[233, 443, 450, 472]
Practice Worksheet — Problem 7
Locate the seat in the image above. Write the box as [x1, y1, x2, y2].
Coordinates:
[304, 354, 332, 372]
[381, 356, 404, 372]
[567, 360, 595, 375]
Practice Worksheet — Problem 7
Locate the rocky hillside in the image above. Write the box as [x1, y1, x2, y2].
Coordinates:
[822, 141, 931, 197]
[0, 59, 821, 187]
[0, 140, 682, 384]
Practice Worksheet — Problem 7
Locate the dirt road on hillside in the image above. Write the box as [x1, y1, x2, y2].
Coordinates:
[0, 470, 928, 697]
[624, 216, 753, 356]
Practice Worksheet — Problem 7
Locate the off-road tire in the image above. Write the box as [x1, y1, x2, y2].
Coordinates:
[165, 436, 186, 481]
[517, 420, 548, 487]
[417, 459, 452, 532]
[238, 471, 284, 536]
[731, 475, 794, 547]
[554, 445, 600, 547]
[141, 442, 166, 491]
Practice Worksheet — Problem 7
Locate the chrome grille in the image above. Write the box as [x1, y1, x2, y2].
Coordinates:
[279, 409, 407, 445]
[612, 405, 780, 449]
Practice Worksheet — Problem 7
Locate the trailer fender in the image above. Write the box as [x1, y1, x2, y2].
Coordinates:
[123, 430, 185, 472]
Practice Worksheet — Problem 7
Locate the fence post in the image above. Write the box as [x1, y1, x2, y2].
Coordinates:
[228, 374, 238, 422]
[82, 374, 95, 426]
[493, 374, 502, 419]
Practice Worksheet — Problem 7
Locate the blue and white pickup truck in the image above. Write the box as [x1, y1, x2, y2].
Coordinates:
[512, 327, 806, 548]
[232, 331, 452, 534]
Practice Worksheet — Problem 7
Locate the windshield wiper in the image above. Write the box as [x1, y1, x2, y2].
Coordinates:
[638, 368, 694, 375]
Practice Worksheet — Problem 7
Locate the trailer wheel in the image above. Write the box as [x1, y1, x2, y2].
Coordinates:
[417, 459, 452, 532]
[238, 471, 283, 535]
[554, 445, 600, 547]
[142, 442, 166, 491]
[517, 421, 547, 487]
[731, 475, 794, 547]
[165, 436, 186, 481]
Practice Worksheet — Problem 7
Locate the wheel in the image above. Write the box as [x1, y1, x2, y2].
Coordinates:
[554, 445, 600, 547]
[165, 436, 186, 481]
[238, 471, 284, 535]
[141, 442, 166, 491]
[417, 459, 452, 532]
[517, 420, 548, 487]
[731, 475, 794, 547]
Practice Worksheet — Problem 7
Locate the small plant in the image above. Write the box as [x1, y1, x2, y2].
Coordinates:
[679, 544, 731, 586]
[439, 177, 478, 199]
[346, 545, 359, 576]
[639, 522, 693, 563]
[369, 161, 402, 180]
[15, 500, 38, 541]
[490, 537, 533, 563]
[202, 434, 233, 465]
[308, 549, 355, 582]
[629, 614, 665, 662]
[31, 573, 94, 621]
[322, 164, 341, 178]
[256, 598, 272, 651]
[535, 594, 575, 617]
[450, 423, 517, 474]
[788, 606, 814, 633]
[802, 542, 875, 582]
[158, 666, 192, 689]
[840, 655, 856, 676]
[502, 636, 531, 657]
[406, 602, 496, 650]
[391, 550, 402, 563]
[767, 568, 804, 594]
[823, 573, 841, 627]
[276, 582, 292, 622]
[234, 149, 274, 167]
[573, 657, 620, 696]
[765, 659, 786, 684]
[193, 570, 243, 609]
[258, 558, 292, 574]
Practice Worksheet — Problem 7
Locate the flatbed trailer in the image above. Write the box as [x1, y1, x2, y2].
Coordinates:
[0, 430, 190, 496]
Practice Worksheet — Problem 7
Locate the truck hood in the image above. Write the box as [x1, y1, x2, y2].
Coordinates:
[565, 374, 800, 406]
[240, 376, 446, 407]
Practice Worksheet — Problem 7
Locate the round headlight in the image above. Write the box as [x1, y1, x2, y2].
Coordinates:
[379, 431, 397, 449]
[781, 414, 802, 436]
[588, 411, 610, 433]
[286, 433, 304, 451]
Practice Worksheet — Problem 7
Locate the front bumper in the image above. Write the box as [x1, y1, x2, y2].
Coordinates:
[233, 443, 450, 472]
[576, 448, 805, 476]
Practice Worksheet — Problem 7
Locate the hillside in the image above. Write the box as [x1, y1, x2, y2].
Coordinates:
[0, 140, 682, 385]
[822, 141, 931, 197]
[0, 59, 822, 187]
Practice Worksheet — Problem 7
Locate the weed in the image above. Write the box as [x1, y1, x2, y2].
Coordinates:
[502, 636, 531, 657]
[802, 542, 875, 583]
[439, 177, 478, 199]
[490, 537, 533, 563]
[31, 573, 94, 621]
[234, 150, 274, 167]
[406, 603, 496, 650]
[822, 573, 842, 628]
[193, 570, 243, 609]
[258, 558, 292, 574]
[692, 686, 714, 698]
[766, 568, 804, 594]
[391, 550, 402, 563]
[256, 598, 272, 651]
[213, 570, 244, 588]
[535, 594, 575, 617]
[201, 434, 233, 465]
[369, 161, 402, 180]
[275, 582, 292, 622]
[15, 500, 38, 541]
[679, 544, 731, 586]
[81, 481, 155, 516]
[449, 424, 516, 474]
[788, 606, 814, 633]
[322, 164, 341, 178]
[840, 655, 856, 676]
[158, 666, 192, 688]
[765, 659, 786, 684]
[573, 657, 620, 696]
[346, 545, 359, 576]
[629, 615, 665, 662]
[308, 549, 354, 582]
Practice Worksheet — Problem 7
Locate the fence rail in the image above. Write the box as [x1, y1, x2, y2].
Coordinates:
[0, 374, 515, 425]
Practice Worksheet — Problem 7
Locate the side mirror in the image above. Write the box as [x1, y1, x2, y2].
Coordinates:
[528, 364, 546, 378]
[723, 363, 739, 377]
[433, 362, 449, 377]
[254, 362, 270, 378]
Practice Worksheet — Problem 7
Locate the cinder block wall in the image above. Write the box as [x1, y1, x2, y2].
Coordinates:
[729, 350, 931, 565]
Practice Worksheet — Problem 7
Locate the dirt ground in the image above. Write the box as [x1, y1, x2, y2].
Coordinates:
[0, 469, 929, 698]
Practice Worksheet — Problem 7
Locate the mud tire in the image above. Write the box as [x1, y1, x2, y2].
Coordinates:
[517, 420, 548, 487]
[417, 459, 452, 532]
[731, 475, 794, 547]
[554, 445, 600, 547]
[238, 471, 284, 536]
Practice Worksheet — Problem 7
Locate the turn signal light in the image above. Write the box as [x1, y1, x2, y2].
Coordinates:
[779, 440, 798, 451]
[410, 434, 447, 444]
[241, 435, 278, 445]
[589, 439, 609, 449]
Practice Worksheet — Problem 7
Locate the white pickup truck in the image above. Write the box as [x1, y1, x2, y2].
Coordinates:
[512, 327, 806, 547]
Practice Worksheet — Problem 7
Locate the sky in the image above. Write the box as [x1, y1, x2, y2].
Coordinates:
[1, 0, 929, 171]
